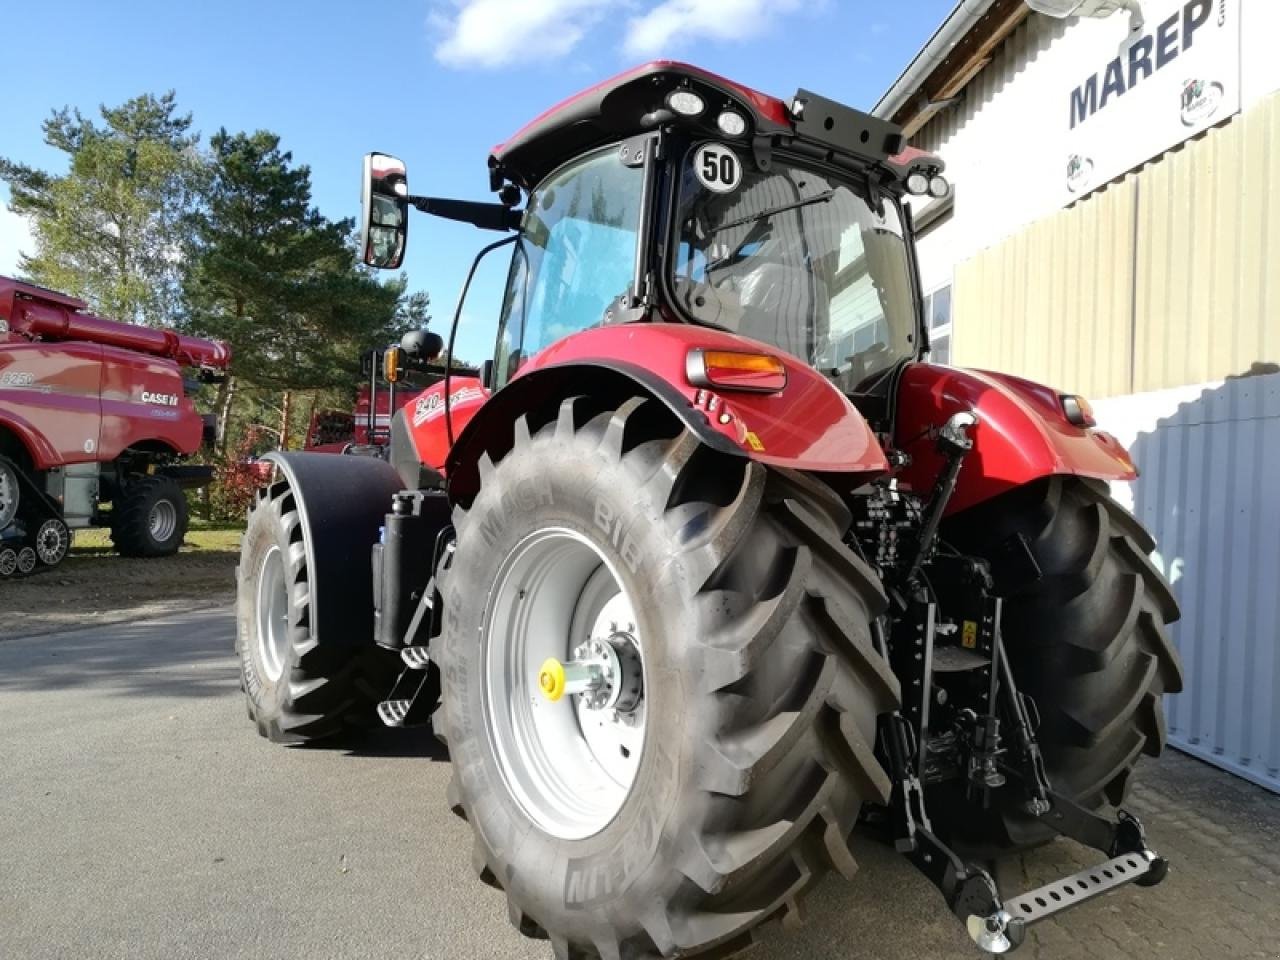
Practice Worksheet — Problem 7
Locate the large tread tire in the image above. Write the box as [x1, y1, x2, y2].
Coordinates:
[235, 479, 400, 744]
[937, 476, 1183, 853]
[110, 475, 189, 558]
[434, 396, 900, 960]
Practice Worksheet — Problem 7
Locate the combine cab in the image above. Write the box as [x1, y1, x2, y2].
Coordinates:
[235, 63, 1181, 956]
[0, 277, 229, 576]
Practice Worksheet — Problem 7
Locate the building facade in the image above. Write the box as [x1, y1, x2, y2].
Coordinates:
[876, 0, 1280, 792]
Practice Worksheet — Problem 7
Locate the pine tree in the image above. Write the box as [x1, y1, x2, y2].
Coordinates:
[0, 91, 200, 326]
[181, 129, 426, 449]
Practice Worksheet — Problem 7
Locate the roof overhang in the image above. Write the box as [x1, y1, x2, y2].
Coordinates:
[873, 0, 1030, 136]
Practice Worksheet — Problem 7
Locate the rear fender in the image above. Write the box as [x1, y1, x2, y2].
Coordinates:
[0, 411, 61, 470]
[894, 363, 1137, 515]
[445, 323, 888, 504]
[261, 452, 404, 649]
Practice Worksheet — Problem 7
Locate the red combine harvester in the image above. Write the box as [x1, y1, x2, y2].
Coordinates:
[302, 335, 471, 454]
[235, 63, 1181, 956]
[0, 277, 229, 576]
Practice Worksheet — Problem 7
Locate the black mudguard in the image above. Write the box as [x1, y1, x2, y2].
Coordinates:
[262, 452, 404, 651]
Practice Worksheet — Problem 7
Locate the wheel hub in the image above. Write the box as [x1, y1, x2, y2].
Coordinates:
[539, 631, 643, 712]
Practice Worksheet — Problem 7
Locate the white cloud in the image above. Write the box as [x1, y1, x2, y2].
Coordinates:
[433, 0, 615, 68]
[0, 201, 34, 278]
[623, 0, 802, 58]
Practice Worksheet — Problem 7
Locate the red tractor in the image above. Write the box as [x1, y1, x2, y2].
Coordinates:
[0, 277, 229, 576]
[235, 63, 1181, 956]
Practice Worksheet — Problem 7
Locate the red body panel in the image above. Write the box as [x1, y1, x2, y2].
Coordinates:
[894, 363, 1137, 515]
[403, 377, 490, 471]
[518, 324, 887, 476]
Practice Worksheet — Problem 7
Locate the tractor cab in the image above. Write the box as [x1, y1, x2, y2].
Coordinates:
[359, 62, 949, 416]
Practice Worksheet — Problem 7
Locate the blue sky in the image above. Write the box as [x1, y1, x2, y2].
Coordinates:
[0, 0, 953, 363]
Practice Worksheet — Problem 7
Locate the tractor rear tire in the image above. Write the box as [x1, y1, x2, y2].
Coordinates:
[434, 396, 899, 960]
[937, 476, 1183, 854]
[235, 479, 400, 744]
[111, 475, 188, 557]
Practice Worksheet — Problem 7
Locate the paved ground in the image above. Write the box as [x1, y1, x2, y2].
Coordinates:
[1, 609, 1277, 960]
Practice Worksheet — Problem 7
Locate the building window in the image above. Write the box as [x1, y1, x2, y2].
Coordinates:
[923, 282, 953, 364]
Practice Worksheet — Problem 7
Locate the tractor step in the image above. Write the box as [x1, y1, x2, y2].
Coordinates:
[377, 699, 413, 727]
[401, 645, 431, 669]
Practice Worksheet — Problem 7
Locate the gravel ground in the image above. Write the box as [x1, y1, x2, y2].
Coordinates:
[0, 607, 1277, 960]
[0, 527, 238, 640]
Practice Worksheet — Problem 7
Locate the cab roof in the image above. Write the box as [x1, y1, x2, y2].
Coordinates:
[488, 61, 939, 192]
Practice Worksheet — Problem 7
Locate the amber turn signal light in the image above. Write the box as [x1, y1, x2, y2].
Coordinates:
[686, 349, 787, 393]
[383, 347, 401, 383]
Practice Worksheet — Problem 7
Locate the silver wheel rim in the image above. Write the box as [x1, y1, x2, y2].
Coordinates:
[148, 499, 178, 542]
[0, 548, 16, 576]
[255, 545, 290, 683]
[16, 547, 36, 574]
[482, 527, 647, 841]
[35, 520, 70, 566]
[0, 461, 18, 529]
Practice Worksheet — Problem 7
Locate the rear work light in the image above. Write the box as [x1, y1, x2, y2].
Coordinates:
[667, 90, 705, 117]
[1061, 394, 1096, 427]
[686, 349, 787, 393]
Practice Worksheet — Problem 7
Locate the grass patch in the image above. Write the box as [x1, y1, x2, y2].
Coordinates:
[71, 524, 243, 557]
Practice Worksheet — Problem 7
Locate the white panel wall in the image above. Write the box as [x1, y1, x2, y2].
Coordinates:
[1093, 372, 1280, 794]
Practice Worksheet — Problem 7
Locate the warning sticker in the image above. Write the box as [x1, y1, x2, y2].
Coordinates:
[961, 621, 978, 649]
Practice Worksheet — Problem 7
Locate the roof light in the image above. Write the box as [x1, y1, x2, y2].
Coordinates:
[928, 175, 951, 199]
[1061, 394, 1096, 427]
[383, 347, 401, 383]
[906, 172, 930, 195]
[686, 349, 787, 394]
[667, 90, 705, 117]
[716, 110, 747, 137]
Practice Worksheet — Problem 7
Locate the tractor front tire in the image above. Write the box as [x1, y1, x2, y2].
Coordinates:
[938, 476, 1183, 853]
[434, 396, 899, 960]
[236, 479, 399, 744]
[111, 475, 188, 557]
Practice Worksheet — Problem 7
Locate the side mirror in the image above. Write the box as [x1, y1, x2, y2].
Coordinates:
[400, 328, 443, 361]
[360, 152, 409, 269]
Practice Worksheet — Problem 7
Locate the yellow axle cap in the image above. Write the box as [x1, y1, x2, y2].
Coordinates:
[538, 657, 566, 702]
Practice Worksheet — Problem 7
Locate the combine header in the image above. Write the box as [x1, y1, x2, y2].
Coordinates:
[0, 277, 229, 576]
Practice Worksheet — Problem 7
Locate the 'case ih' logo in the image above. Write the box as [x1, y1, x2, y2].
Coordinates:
[141, 391, 179, 406]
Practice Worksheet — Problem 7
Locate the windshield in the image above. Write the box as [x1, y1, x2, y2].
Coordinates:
[671, 147, 918, 387]
[493, 147, 642, 387]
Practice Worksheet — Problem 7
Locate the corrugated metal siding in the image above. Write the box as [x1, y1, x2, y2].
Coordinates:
[1134, 93, 1280, 391]
[949, 91, 1280, 398]
[952, 178, 1136, 396]
[1096, 375, 1280, 794]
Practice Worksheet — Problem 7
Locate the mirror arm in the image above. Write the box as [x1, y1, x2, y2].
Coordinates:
[408, 195, 521, 232]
